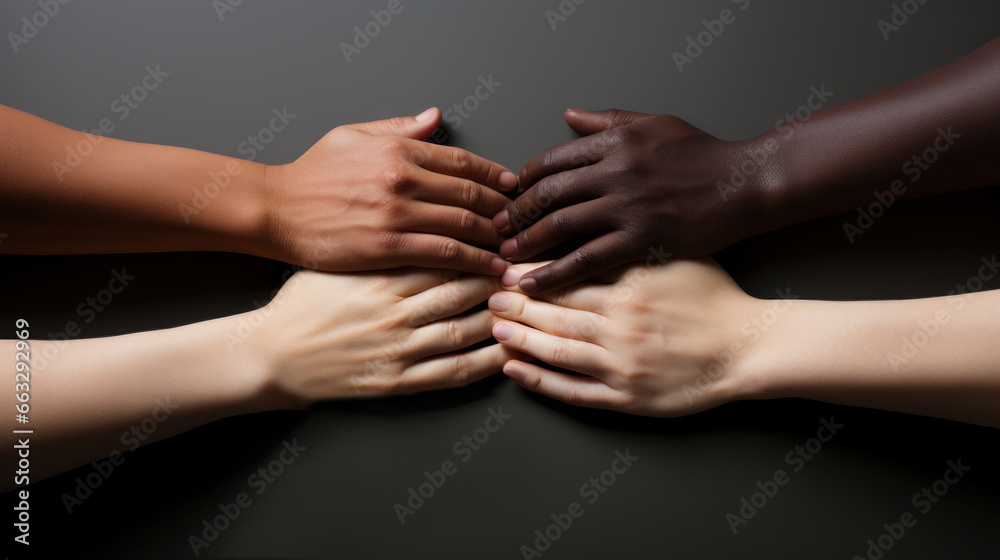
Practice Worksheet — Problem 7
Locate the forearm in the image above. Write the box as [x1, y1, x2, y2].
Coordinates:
[0, 105, 267, 256]
[744, 290, 1000, 428]
[752, 37, 1000, 234]
[1, 315, 277, 489]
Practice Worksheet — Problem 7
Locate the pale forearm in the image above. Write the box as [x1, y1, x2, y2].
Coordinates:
[0, 104, 267, 256]
[746, 290, 1000, 428]
[1, 315, 275, 488]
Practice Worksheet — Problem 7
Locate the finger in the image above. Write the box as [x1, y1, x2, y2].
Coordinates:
[563, 108, 656, 136]
[406, 168, 511, 217]
[517, 232, 632, 294]
[515, 133, 613, 194]
[401, 201, 505, 247]
[377, 267, 464, 298]
[499, 199, 611, 261]
[488, 292, 605, 343]
[416, 143, 518, 192]
[405, 309, 497, 358]
[398, 344, 519, 394]
[503, 360, 625, 410]
[376, 232, 507, 276]
[495, 166, 602, 237]
[500, 266, 614, 312]
[344, 107, 442, 139]
[403, 273, 501, 325]
[492, 320, 612, 376]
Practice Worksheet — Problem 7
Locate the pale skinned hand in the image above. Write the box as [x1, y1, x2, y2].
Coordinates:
[262, 108, 518, 275]
[487, 260, 763, 417]
[251, 266, 520, 408]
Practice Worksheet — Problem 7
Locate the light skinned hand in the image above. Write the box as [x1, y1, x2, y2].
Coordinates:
[262, 107, 518, 275]
[252, 266, 520, 408]
[487, 259, 763, 417]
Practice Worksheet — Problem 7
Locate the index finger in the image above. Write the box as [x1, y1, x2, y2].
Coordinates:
[417, 143, 518, 192]
[516, 132, 616, 193]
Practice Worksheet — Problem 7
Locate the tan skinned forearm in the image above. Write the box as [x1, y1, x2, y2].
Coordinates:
[0, 104, 267, 256]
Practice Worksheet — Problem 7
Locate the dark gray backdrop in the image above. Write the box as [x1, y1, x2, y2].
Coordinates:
[2, 1, 999, 558]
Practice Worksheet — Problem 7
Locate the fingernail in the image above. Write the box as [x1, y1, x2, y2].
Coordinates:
[493, 322, 514, 341]
[499, 238, 517, 259]
[499, 171, 518, 191]
[415, 107, 436, 123]
[501, 267, 522, 287]
[519, 277, 538, 293]
[503, 363, 527, 384]
[491, 257, 508, 275]
[493, 209, 510, 231]
[489, 293, 512, 312]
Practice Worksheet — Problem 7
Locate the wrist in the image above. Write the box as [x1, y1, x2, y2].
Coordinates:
[722, 292, 806, 403]
[732, 130, 793, 236]
[208, 312, 304, 414]
[186, 157, 271, 258]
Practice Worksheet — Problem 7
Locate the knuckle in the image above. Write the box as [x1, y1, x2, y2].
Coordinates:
[456, 209, 476, 234]
[440, 284, 464, 309]
[452, 149, 473, 175]
[548, 341, 569, 365]
[570, 247, 600, 274]
[439, 239, 461, 261]
[552, 309, 570, 334]
[376, 230, 407, 253]
[461, 181, 481, 208]
[447, 319, 466, 347]
[561, 385, 583, 406]
[452, 354, 473, 385]
[380, 165, 411, 192]
[379, 137, 407, 155]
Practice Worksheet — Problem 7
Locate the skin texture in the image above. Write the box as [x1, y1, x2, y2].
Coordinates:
[0, 105, 517, 275]
[490, 262, 1000, 428]
[1, 268, 518, 490]
[499, 36, 1000, 293]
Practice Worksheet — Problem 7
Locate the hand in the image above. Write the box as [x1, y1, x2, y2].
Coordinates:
[262, 108, 518, 275]
[250, 267, 520, 408]
[494, 109, 772, 293]
[487, 260, 764, 417]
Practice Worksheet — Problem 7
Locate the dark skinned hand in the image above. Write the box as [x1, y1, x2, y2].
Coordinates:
[493, 109, 771, 293]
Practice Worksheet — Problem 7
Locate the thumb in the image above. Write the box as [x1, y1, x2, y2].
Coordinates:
[563, 108, 656, 135]
[345, 107, 442, 139]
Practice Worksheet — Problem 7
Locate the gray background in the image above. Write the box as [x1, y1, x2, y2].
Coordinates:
[2, 0, 1000, 558]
